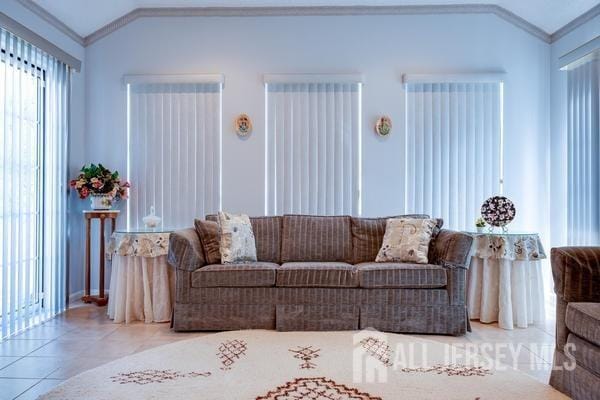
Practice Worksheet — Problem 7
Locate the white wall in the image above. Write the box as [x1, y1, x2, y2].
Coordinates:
[81, 13, 551, 292]
[549, 15, 600, 249]
[0, 0, 87, 301]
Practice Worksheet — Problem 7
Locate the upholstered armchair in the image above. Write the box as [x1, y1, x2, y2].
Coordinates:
[549, 247, 600, 400]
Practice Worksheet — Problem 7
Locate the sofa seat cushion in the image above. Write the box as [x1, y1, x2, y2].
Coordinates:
[356, 262, 447, 288]
[192, 262, 279, 288]
[566, 302, 600, 347]
[277, 262, 358, 288]
[566, 332, 600, 376]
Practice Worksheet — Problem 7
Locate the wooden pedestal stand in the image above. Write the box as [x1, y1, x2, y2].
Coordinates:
[82, 210, 119, 306]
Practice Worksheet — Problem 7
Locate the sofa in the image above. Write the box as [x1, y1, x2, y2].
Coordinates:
[550, 247, 600, 400]
[167, 214, 473, 335]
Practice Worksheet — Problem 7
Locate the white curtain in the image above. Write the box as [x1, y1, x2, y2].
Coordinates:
[404, 80, 502, 230]
[0, 28, 70, 339]
[567, 57, 600, 245]
[127, 81, 222, 229]
[266, 82, 361, 215]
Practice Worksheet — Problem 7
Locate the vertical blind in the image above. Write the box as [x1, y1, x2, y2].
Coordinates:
[567, 56, 600, 245]
[0, 28, 70, 339]
[127, 80, 222, 229]
[265, 81, 361, 215]
[404, 80, 502, 230]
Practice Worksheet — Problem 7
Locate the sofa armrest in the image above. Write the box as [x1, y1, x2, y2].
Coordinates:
[551, 247, 600, 303]
[430, 230, 473, 268]
[167, 228, 206, 272]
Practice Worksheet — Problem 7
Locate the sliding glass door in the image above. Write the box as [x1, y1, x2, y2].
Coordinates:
[1, 26, 70, 339]
[0, 57, 45, 333]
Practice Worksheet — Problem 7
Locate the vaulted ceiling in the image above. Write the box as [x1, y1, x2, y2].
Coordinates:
[24, 0, 600, 42]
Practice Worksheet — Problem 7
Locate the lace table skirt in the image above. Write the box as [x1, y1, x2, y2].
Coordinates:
[467, 233, 546, 330]
[107, 255, 175, 324]
[467, 257, 546, 329]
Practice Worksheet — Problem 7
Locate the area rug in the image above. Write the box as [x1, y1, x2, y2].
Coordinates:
[40, 330, 566, 399]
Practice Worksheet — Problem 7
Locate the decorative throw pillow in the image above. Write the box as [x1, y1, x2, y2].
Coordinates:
[194, 219, 221, 265]
[218, 212, 257, 263]
[375, 218, 437, 264]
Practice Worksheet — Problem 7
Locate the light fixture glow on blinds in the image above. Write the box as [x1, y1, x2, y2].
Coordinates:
[126, 79, 222, 229]
[404, 80, 503, 230]
[265, 81, 362, 216]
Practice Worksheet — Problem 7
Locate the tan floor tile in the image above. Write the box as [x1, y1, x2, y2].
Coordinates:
[0, 357, 63, 379]
[0, 340, 52, 357]
[0, 357, 20, 370]
[15, 379, 64, 400]
[27, 339, 96, 358]
[0, 378, 40, 400]
[11, 325, 74, 341]
[516, 363, 553, 384]
[103, 324, 164, 341]
[56, 324, 120, 340]
[133, 339, 180, 353]
[46, 357, 116, 380]
[525, 343, 555, 364]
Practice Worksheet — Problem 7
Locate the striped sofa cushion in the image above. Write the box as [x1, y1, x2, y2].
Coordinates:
[356, 262, 447, 288]
[351, 215, 431, 264]
[281, 215, 353, 263]
[565, 302, 600, 347]
[192, 262, 279, 288]
[277, 262, 358, 288]
[205, 215, 282, 264]
[250, 216, 282, 264]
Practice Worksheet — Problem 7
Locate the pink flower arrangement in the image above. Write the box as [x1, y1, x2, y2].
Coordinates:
[69, 164, 130, 200]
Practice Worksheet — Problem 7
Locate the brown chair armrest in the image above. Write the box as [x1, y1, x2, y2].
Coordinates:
[167, 228, 206, 272]
[551, 247, 600, 303]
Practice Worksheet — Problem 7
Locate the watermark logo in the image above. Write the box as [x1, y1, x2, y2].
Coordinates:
[352, 328, 577, 384]
[353, 328, 390, 383]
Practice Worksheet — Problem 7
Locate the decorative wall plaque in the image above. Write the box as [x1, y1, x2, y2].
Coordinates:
[375, 116, 392, 136]
[235, 114, 252, 137]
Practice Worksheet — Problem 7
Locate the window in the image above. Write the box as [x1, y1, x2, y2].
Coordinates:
[566, 55, 600, 245]
[0, 28, 69, 339]
[265, 76, 362, 215]
[0, 53, 44, 332]
[404, 76, 503, 230]
[126, 76, 223, 229]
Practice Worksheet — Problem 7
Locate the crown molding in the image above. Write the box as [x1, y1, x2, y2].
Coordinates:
[83, 4, 552, 46]
[551, 3, 600, 43]
[0, 11, 81, 71]
[16, 0, 84, 46]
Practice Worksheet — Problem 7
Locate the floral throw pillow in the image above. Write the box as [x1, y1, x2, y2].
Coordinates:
[375, 218, 437, 264]
[217, 212, 257, 264]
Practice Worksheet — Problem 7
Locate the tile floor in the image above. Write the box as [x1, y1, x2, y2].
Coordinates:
[0, 302, 557, 400]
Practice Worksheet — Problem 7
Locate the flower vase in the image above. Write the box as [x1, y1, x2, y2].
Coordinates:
[476, 226, 484, 233]
[90, 194, 113, 210]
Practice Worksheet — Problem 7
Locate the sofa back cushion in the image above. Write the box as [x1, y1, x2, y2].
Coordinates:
[205, 214, 282, 264]
[351, 215, 442, 264]
[281, 215, 353, 263]
[194, 219, 221, 265]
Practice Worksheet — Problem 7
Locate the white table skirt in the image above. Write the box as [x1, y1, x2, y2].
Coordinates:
[107, 255, 175, 324]
[467, 257, 545, 329]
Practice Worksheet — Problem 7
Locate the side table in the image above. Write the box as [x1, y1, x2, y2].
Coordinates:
[106, 229, 174, 324]
[466, 231, 547, 330]
[83, 210, 120, 306]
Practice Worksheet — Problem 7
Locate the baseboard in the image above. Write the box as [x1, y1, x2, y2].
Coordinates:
[69, 289, 100, 304]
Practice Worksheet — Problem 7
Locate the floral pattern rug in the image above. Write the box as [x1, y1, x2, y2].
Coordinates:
[39, 330, 566, 400]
